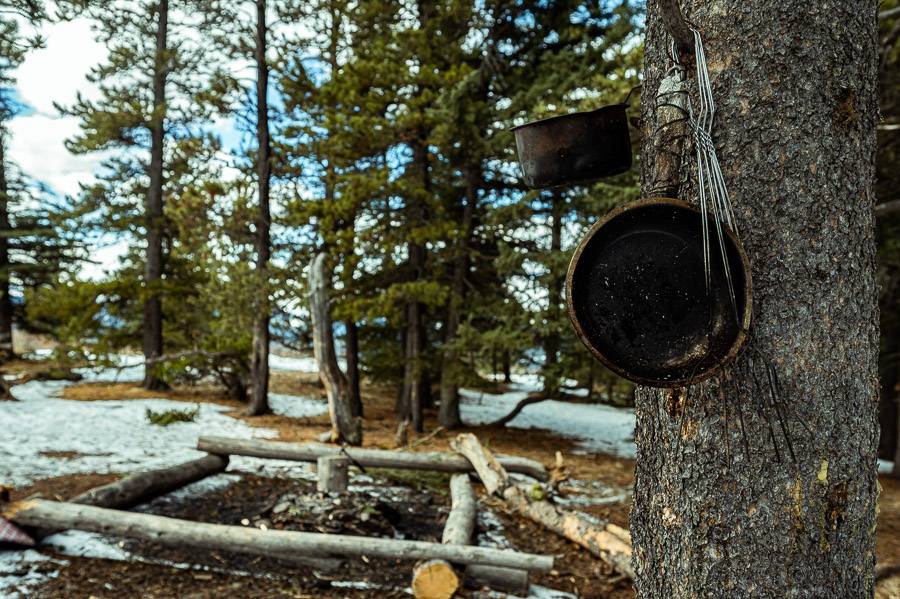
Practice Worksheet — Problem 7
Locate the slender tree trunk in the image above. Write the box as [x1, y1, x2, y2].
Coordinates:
[247, 0, 271, 416]
[142, 0, 168, 391]
[502, 350, 511, 383]
[542, 191, 563, 398]
[401, 139, 429, 432]
[345, 318, 362, 418]
[309, 252, 362, 445]
[632, 2, 880, 596]
[0, 134, 14, 361]
[439, 164, 478, 428]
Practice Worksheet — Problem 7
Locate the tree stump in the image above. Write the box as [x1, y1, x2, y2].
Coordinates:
[317, 455, 349, 494]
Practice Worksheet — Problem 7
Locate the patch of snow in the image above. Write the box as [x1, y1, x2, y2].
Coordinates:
[527, 585, 578, 599]
[43, 530, 130, 561]
[460, 376, 636, 458]
[879, 459, 894, 474]
[268, 393, 328, 419]
[1, 379, 276, 487]
[0, 549, 65, 599]
[475, 507, 513, 550]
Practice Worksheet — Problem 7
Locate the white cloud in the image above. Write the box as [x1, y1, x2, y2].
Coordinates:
[7, 112, 108, 198]
[14, 18, 105, 115]
[8, 18, 108, 199]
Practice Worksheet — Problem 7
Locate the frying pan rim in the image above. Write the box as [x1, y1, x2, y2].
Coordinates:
[509, 103, 629, 133]
[565, 196, 753, 388]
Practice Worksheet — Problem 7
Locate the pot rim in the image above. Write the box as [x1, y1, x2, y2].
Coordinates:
[565, 196, 753, 388]
[510, 103, 629, 133]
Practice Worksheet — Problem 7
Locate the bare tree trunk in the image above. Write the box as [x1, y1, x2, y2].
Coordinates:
[309, 252, 362, 445]
[142, 0, 168, 391]
[502, 350, 511, 383]
[632, 2, 880, 596]
[247, 0, 271, 416]
[439, 165, 478, 429]
[0, 133, 14, 361]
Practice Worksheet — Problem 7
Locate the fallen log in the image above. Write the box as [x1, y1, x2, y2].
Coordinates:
[412, 474, 473, 599]
[466, 564, 529, 594]
[504, 486, 634, 578]
[450, 434, 508, 495]
[450, 433, 634, 580]
[2, 499, 554, 572]
[412, 474, 529, 598]
[71, 454, 229, 509]
[443, 474, 476, 546]
[198, 436, 548, 481]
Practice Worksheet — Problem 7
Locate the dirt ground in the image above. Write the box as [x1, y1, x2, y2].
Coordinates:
[5, 371, 900, 597]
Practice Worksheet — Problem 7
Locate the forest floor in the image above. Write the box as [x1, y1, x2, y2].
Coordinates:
[1, 355, 899, 598]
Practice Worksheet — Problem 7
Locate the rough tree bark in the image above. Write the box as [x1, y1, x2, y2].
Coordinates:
[632, 2, 880, 597]
[309, 252, 362, 445]
[247, 0, 271, 416]
[0, 133, 14, 361]
[142, 0, 168, 391]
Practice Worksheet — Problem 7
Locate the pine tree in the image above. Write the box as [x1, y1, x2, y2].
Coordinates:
[53, 0, 236, 385]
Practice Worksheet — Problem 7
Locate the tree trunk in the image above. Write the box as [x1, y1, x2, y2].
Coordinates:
[247, 0, 271, 416]
[632, 2, 880, 597]
[345, 318, 362, 418]
[308, 252, 362, 445]
[401, 139, 429, 432]
[142, 0, 168, 391]
[502, 351, 511, 383]
[0, 134, 14, 361]
[542, 190, 563, 397]
[438, 166, 477, 428]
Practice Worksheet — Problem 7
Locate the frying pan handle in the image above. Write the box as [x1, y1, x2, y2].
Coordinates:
[622, 84, 642, 106]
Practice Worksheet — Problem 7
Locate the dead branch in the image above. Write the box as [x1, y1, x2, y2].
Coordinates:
[658, 0, 694, 57]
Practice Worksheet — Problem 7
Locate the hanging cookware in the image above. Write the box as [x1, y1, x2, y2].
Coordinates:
[512, 103, 631, 189]
[566, 197, 752, 387]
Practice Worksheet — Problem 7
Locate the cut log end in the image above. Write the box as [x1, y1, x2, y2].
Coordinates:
[412, 559, 460, 599]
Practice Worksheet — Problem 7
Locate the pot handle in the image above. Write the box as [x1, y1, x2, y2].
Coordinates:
[622, 84, 642, 106]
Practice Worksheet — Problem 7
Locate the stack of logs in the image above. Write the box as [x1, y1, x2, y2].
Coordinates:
[1, 434, 633, 599]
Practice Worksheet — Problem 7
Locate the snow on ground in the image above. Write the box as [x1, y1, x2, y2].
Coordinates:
[0, 549, 65, 599]
[269, 353, 318, 372]
[460, 376, 636, 459]
[2, 380, 273, 487]
[1, 371, 327, 487]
